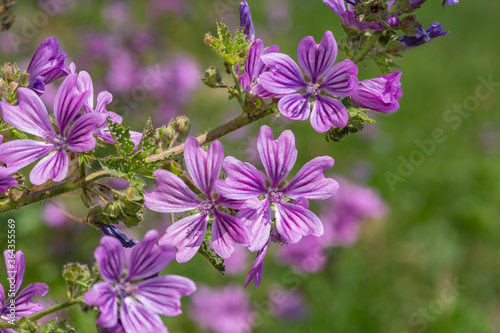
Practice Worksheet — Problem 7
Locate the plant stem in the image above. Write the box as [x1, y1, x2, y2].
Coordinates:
[0, 299, 80, 329]
[351, 30, 382, 64]
[146, 106, 274, 163]
[0, 170, 113, 214]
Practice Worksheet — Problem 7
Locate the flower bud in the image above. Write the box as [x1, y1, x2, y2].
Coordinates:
[385, 15, 399, 28]
[351, 70, 403, 113]
[2, 63, 16, 81]
[239, 1, 255, 42]
[170, 115, 191, 140]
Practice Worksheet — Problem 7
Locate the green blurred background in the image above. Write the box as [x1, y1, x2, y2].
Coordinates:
[1, 0, 500, 332]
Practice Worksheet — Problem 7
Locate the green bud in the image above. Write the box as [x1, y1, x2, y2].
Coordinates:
[170, 115, 191, 140]
[1, 63, 16, 81]
[201, 66, 224, 88]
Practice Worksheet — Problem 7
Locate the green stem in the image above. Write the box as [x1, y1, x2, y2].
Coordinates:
[146, 106, 274, 163]
[0, 170, 113, 214]
[230, 63, 245, 108]
[351, 30, 382, 64]
[0, 299, 80, 329]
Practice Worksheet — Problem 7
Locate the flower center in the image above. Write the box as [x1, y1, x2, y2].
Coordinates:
[45, 132, 65, 148]
[306, 83, 320, 96]
[267, 189, 283, 204]
[198, 200, 215, 215]
[122, 282, 138, 297]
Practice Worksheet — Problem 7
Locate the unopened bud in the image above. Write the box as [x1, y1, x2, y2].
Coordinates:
[170, 115, 191, 140]
[2, 63, 15, 81]
[201, 66, 223, 88]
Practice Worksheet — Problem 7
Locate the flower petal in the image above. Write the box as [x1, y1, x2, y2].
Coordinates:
[159, 214, 208, 263]
[0, 140, 54, 172]
[257, 125, 297, 187]
[3, 250, 25, 296]
[298, 31, 337, 82]
[27, 37, 69, 84]
[321, 59, 359, 97]
[211, 210, 251, 259]
[84, 282, 119, 328]
[144, 169, 201, 213]
[135, 275, 196, 316]
[275, 202, 324, 244]
[120, 298, 168, 333]
[12, 283, 49, 319]
[77, 71, 94, 108]
[53, 73, 91, 134]
[282, 156, 338, 200]
[214, 156, 267, 200]
[127, 230, 176, 281]
[277, 93, 311, 121]
[95, 91, 113, 114]
[260, 53, 306, 95]
[29, 149, 69, 185]
[237, 199, 271, 252]
[245, 240, 270, 289]
[65, 113, 106, 152]
[323, 0, 346, 16]
[184, 137, 223, 198]
[0, 88, 55, 138]
[310, 95, 348, 133]
[94, 236, 125, 283]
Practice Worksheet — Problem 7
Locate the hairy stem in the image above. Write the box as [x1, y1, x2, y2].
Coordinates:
[146, 106, 274, 163]
[352, 30, 383, 64]
[0, 299, 80, 329]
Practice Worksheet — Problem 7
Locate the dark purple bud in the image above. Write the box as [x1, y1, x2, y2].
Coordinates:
[346, 0, 361, 5]
[239, 1, 255, 41]
[398, 22, 449, 50]
[385, 15, 399, 27]
[97, 222, 139, 248]
[28, 77, 46, 95]
[409, 0, 427, 8]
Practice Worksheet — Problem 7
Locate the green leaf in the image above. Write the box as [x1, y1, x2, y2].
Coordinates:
[371, 53, 399, 75]
[198, 241, 225, 275]
[9, 126, 27, 139]
[326, 107, 376, 142]
[62, 263, 98, 301]
[107, 119, 135, 157]
[204, 20, 249, 65]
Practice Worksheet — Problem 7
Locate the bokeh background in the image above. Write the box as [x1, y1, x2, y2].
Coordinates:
[1, 0, 499, 332]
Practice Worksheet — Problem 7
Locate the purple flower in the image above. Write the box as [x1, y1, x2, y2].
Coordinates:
[351, 70, 403, 113]
[144, 137, 251, 263]
[259, 31, 359, 132]
[76, 71, 142, 148]
[83, 230, 196, 333]
[443, 0, 459, 6]
[216, 125, 338, 252]
[1, 251, 49, 328]
[239, 39, 279, 97]
[0, 74, 105, 185]
[189, 285, 254, 333]
[320, 177, 387, 247]
[398, 22, 450, 50]
[323, 1, 384, 31]
[268, 286, 308, 322]
[27, 37, 70, 94]
[409, 0, 427, 8]
[239, 1, 255, 42]
[244, 239, 270, 288]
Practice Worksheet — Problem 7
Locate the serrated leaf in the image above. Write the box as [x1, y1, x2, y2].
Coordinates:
[371, 53, 398, 75]
[107, 119, 135, 157]
[204, 20, 249, 65]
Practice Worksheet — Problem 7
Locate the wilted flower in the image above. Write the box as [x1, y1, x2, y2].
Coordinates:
[84, 230, 196, 333]
[259, 31, 359, 132]
[398, 22, 449, 50]
[323, 0, 384, 31]
[351, 70, 403, 113]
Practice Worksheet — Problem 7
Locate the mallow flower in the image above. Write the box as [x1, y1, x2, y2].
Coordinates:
[76, 71, 142, 147]
[0, 74, 105, 185]
[1, 250, 49, 331]
[259, 31, 359, 132]
[350, 70, 403, 113]
[215, 125, 338, 253]
[144, 137, 251, 263]
[84, 230, 196, 333]
[26, 37, 70, 95]
[398, 22, 449, 50]
[239, 1, 255, 42]
[443, 0, 459, 7]
[238, 39, 279, 98]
